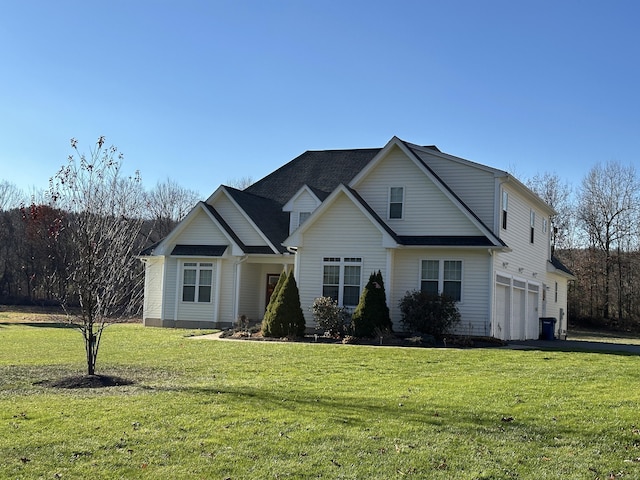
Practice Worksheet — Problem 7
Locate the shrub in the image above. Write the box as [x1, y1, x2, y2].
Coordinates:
[352, 270, 392, 338]
[310, 296, 348, 338]
[262, 270, 306, 338]
[398, 291, 461, 337]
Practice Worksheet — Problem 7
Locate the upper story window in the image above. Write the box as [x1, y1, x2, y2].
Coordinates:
[389, 187, 404, 219]
[420, 259, 462, 302]
[502, 191, 508, 229]
[298, 211, 311, 227]
[530, 210, 536, 244]
[322, 257, 362, 307]
[182, 262, 213, 303]
[542, 217, 548, 234]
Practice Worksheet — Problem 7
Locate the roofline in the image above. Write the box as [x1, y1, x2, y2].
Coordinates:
[208, 186, 280, 254]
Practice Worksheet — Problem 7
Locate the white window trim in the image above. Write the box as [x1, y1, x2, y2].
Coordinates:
[180, 261, 214, 303]
[322, 257, 363, 309]
[388, 186, 405, 220]
[418, 258, 464, 303]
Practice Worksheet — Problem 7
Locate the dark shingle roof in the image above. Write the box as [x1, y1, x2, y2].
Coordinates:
[224, 187, 290, 253]
[550, 255, 575, 276]
[244, 148, 380, 205]
[171, 245, 227, 256]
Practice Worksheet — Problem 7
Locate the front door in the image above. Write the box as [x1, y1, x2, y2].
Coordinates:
[265, 274, 280, 310]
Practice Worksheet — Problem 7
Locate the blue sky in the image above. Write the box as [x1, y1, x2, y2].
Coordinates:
[1, 0, 639, 198]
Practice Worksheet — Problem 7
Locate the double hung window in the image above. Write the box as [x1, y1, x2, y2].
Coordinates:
[420, 259, 462, 302]
[530, 210, 536, 244]
[502, 191, 508, 229]
[322, 257, 362, 307]
[389, 187, 404, 219]
[182, 262, 213, 303]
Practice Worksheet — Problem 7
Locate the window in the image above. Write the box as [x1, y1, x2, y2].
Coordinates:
[502, 191, 508, 229]
[420, 259, 462, 302]
[555, 282, 558, 303]
[298, 211, 311, 226]
[322, 257, 362, 307]
[389, 187, 404, 219]
[182, 262, 213, 303]
[542, 218, 548, 234]
[530, 210, 535, 244]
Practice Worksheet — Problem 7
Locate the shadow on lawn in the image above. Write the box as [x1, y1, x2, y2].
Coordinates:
[0, 321, 73, 329]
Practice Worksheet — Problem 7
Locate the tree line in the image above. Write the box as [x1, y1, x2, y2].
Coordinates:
[0, 150, 199, 307]
[527, 162, 640, 331]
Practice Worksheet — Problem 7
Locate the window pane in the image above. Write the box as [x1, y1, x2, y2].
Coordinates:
[299, 212, 311, 225]
[183, 269, 196, 285]
[343, 265, 361, 286]
[199, 269, 212, 286]
[198, 286, 211, 303]
[443, 261, 461, 281]
[421, 260, 439, 280]
[389, 203, 403, 219]
[390, 187, 404, 202]
[343, 285, 360, 307]
[182, 285, 195, 302]
[443, 281, 461, 302]
[323, 265, 340, 285]
[420, 280, 438, 296]
[322, 285, 339, 301]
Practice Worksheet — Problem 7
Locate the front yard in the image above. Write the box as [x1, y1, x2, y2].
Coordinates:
[1, 317, 640, 478]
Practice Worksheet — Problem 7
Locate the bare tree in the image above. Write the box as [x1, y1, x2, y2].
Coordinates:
[226, 175, 254, 190]
[145, 178, 200, 240]
[526, 172, 574, 251]
[48, 137, 148, 376]
[577, 161, 639, 320]
[0, 180, 23, 211]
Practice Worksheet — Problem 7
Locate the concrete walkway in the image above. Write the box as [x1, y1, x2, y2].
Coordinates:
[507, 339, 640, 355]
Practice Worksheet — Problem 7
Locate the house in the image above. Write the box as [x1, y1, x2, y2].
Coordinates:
[140, 136, 574, 340]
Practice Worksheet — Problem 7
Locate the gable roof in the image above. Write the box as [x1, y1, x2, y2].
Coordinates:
[244, 148, 380, 205]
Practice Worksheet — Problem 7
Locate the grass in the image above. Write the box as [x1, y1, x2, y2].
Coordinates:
[1, 319, 640, 479]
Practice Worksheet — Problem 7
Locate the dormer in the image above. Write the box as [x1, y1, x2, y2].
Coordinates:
[282, 185, 324, 234]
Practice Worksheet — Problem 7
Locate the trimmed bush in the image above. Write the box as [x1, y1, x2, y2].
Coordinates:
[261, 270, 306, 338]
[398, 291, 461, 337]
[310, 296, 348, 338]
[352, 270, 392, 338]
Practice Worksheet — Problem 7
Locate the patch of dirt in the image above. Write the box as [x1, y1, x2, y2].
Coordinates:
[35, 375, 135, 389]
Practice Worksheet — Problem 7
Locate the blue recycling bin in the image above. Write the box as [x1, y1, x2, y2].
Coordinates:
[540, 317, 557, 340]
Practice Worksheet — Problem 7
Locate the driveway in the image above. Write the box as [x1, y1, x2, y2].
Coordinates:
[507, 338, 640, 355]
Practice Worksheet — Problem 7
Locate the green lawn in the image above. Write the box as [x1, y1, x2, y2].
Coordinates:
[1, 321, 640, 479]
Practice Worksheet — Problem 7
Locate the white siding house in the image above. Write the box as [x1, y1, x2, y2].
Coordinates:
[140, 136, 574, 339]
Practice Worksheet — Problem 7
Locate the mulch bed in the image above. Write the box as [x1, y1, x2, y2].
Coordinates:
[35, 375, 134, 389]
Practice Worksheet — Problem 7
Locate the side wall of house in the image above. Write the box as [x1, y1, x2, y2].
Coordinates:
[142, 257, 164, 324]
